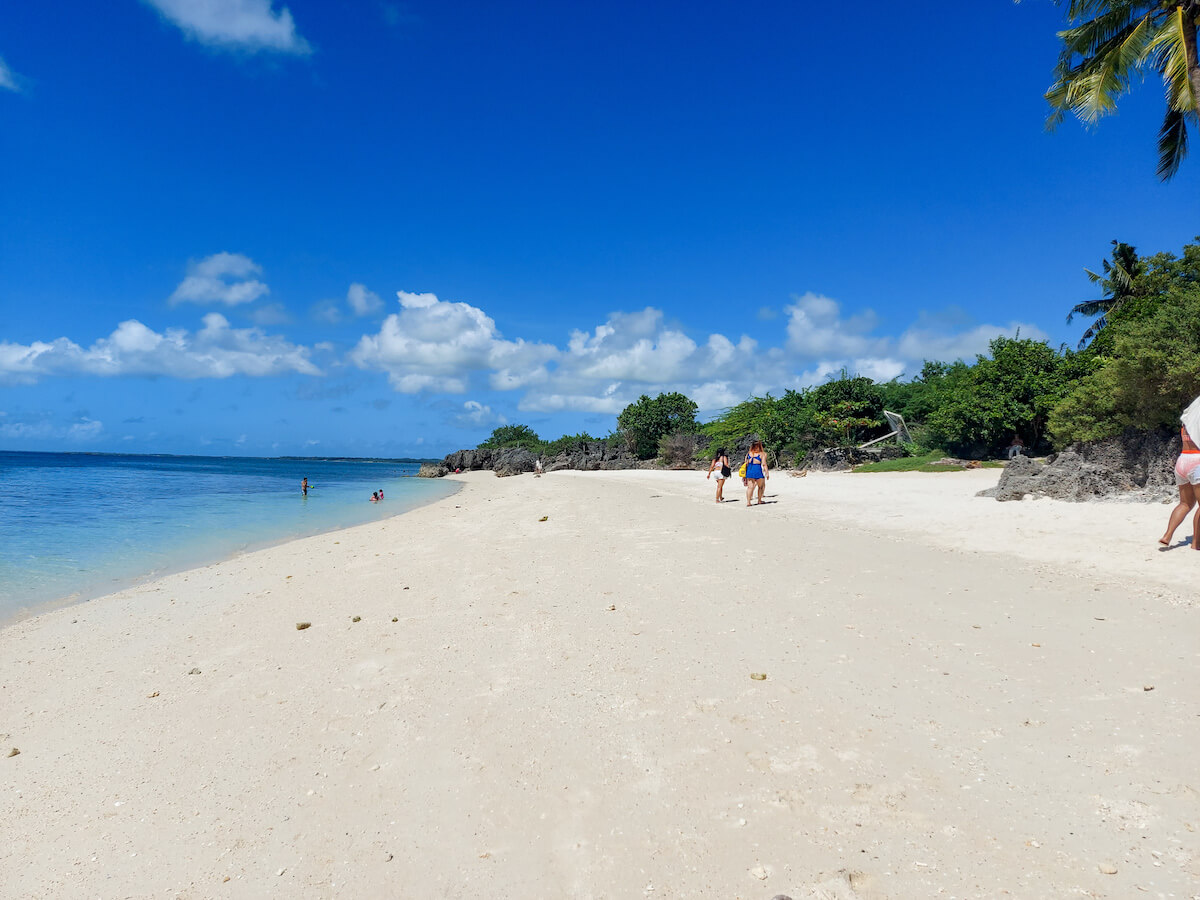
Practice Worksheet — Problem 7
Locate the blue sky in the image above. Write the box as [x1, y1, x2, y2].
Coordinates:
[1, 1, 1197, 458]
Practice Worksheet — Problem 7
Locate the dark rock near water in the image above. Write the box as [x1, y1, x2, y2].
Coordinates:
[443, 448, 495, 472]
[417, 462, 449, 478]
[981, 426, 1178, 502]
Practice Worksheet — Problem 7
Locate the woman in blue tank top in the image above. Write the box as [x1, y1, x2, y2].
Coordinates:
[743, 440, 768, 506]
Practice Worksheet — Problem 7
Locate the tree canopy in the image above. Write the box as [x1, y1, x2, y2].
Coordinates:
[1043, 0, 1200, 180]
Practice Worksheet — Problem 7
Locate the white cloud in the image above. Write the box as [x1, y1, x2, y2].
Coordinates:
[785, 292, 888, 359]
[170, 252, 270, 306]
[0, 313, 321, 383]
[0, 416, 104, 443]
[142, 0, 310, 54]
[0, 54, 22, 92]
[455, 400, 505, 428]
[519, 308, 762, 415]
[347, 283, 383, 316]
[350, 290, 557, 393]
[896, 322, 1047, 366]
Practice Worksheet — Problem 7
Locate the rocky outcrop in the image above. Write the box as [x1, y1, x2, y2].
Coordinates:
[492, 448, 538, 477]
[801, 444, 908, 472]
[443, 448, 493, 472]
[417, 462, 449, 478]
[981, 426, 1178, 502]
[542, 439, 645, 472]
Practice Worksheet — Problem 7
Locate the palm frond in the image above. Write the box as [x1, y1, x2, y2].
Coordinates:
[1077, 314, 1109, 350]
[1066, 299, 1115, 323]
[1157, 105, 1191, 179]
[1148, 4, 1199, 114]
[1048, 14, 1158, 123]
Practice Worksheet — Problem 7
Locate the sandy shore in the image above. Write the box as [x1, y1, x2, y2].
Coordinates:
[2, 469, 1197, 898]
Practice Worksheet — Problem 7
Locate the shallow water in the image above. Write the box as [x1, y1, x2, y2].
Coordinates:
[0, 451, 457, 621]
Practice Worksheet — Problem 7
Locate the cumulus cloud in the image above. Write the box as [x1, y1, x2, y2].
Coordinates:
[170, 252, 270, 307]
[346, 283, 383, 316]
[519, 308, 761, 415]
[142, 0, 310, 54]
[0, 415, 104, 442]
[0, 314, 321, 383]
[896, 321, 1047, 366]
[455, 400, 505, 428]
[350, 290, 557, 393]
[0, 54, 22, 92]
[785, 292, 888, 359]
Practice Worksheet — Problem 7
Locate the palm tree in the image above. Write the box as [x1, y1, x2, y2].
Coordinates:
[1043, 0, 1200, 180]
[1067, 240, 1143, 348]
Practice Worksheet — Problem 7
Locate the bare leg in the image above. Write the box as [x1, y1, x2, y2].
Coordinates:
[1160, 483, 1195, 546]
[756, 478, 766, 504]
[745, 478, 754, 506]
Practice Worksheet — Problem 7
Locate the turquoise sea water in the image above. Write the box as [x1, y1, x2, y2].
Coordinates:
[0, 451, 458, 622]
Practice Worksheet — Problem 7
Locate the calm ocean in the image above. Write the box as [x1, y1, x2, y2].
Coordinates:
[0, 451, 459, 623]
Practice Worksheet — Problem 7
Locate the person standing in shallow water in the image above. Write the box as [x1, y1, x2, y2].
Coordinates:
[301, 477, 308, 497]
[706, 447, 731, 503]
[743, 440, 768, 506]
[1160, 395, 1200, 549]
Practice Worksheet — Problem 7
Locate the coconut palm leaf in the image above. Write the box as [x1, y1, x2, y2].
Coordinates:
[1042, 0, 1200, 180]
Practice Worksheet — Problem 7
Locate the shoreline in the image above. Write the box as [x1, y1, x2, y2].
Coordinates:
[0, 478, 462, 632]
[3, 469, 1196, 897]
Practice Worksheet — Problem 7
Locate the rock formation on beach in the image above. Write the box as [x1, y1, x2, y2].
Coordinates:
[425, 440, 656, 477]
[982, 426, 1177, 502]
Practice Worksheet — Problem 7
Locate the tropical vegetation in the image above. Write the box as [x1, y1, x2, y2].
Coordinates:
[1042, 0, 1200, 179]
[477, 238, 1200, 468]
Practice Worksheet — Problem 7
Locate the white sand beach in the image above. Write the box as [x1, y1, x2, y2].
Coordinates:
[2, 469, 1197, 899]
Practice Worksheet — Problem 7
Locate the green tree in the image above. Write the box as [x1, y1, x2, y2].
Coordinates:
[924, 337, 1082, 455]
[1042, 0, 1200, 179]
[616, 392, 699, 459]
[478, 424, 542, 452]
[1068, 240, 1145, 348]
[1050, 285, 1200, 443]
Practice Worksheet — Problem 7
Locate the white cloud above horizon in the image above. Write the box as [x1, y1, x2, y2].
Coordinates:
[0, 54, 21, 92]
[2, 278, 1045, 422]
[455, 400, 506, 428]
[0, 313, 321, 383]
[350, 290, 557, 393]
[142, 0, 310, 54]
[346, 283, 383, 316]
[170, 252, 270, 306]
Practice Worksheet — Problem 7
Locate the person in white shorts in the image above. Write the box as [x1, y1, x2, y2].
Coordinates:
[706, 447, 731, 503]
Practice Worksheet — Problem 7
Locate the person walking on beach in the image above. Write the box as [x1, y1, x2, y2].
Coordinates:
[301, 477, 308, 497]
[1160, 395, 1200, 549]
[743, 440, 768, 506]
[706, 447, 731, 503]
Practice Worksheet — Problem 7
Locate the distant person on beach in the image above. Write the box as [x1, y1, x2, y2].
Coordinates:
[744, 441, 768, 506]
[535, 458, 543, 477]
[301, 477, 308, 496]
[1160, 396, 1200, 550]
[1006, 435, 1026, 459]
[706, 448, 731, 503]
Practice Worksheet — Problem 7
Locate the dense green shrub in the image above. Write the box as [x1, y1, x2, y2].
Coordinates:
[1049, 287, 1200, 444]
[541, 431, 597, 457]
[923, 337, 1084, 456]
[616, 392, 699, 458]
[478, 424, 542, 452]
